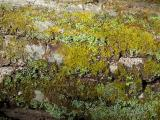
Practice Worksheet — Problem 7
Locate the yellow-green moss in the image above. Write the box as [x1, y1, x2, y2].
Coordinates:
[52, 12, 158, 58]
[104, 23, 157, 56]
[60, 43, 109, 76]
[5, 37, 28, 60]
[0, 6, 34, 34]
[143, 60, 160, 78]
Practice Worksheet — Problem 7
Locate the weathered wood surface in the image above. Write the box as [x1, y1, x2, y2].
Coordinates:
[0, 0, 103, 4]
[56, 0, 95, 3]
[0, 0, 103, 12]
[0, 108, 54, 120]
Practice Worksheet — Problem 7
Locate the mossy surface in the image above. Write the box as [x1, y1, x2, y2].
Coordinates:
[0, 3, 160, 119]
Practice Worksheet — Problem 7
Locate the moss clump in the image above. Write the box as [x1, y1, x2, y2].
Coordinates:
[114, 64, 143, 98]
[5, 37, 28, 61]
[0, 4, 160, 120]
[0, 7, 34, 35]
[60, 43, 109, 77]
[104, 23, 158, 57]
[0, 7, 159, 59]
[143, 60, 160, 79]
[149, 16, 160, 34]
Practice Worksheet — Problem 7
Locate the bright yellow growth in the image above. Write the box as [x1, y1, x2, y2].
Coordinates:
[61, 43, 109, 76]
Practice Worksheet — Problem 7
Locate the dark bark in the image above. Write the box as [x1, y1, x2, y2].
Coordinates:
[0, 108, 54, 120]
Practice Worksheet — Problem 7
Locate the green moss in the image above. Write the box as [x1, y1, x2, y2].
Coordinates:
[105, 23, 157, 56]
[60, 43, 109, 77]
[0, 6, 158, 58]
[149, 16, 160, 34]
[5, 37, 28, 60]
[0, 5, 160, 119]
[28, 59, 48, 70]
[143, 60, 160, 78]
[0, 7, 34, 35]
[51, 12, 158, 58]
[113, 64, 143, 98]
